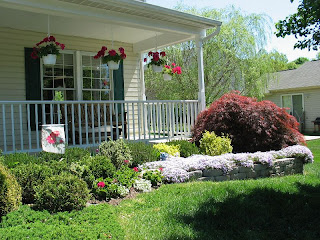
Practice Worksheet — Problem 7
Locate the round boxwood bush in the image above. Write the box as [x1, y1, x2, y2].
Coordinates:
[12, 163, 53, 204]
[34, 173, 90, 213]
[99, 139, 132, 169]
[126, 141, 160, 167]
[89, 155, 116, 179]
[191, 92, 305, 153]
[1, 152, 39, 169]
[166, 140, 199, 157]
[0, 162, 21, 218]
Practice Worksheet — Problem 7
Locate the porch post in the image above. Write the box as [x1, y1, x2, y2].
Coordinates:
[140, 53, 146, 101]
[196, 34, 206, 111]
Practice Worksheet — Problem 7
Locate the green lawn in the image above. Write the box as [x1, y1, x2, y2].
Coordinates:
[1, 140, 320, 240]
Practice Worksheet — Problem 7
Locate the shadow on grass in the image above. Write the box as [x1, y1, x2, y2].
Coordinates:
[167, 183, 320, 240]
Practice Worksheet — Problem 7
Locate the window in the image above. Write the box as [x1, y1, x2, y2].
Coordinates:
[41, 51, 112, 101]
[42, 52, 75, 100]
[281, 94, 304, 120]
[81, 54, 111, 101]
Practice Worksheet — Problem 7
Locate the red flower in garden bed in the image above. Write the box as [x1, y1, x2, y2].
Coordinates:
[31, 35, 65, 59]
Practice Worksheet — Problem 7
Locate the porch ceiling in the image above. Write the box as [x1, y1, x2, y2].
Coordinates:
[0, 0, 221, 52]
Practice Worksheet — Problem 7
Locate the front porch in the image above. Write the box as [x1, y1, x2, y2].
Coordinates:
[0, 100, 199, 153]
[0, 0, 221, 153]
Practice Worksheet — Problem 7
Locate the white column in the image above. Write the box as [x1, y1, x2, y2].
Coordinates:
[196, 36, 206, 111]
[140, 53, 147, 101]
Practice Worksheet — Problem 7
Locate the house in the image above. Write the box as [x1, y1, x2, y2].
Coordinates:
[264, 60, 320, 132]
[0, 0, 221, 153]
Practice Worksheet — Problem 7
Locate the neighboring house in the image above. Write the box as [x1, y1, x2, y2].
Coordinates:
[0, 0, 221, 153]
[264, 60, 320, 132]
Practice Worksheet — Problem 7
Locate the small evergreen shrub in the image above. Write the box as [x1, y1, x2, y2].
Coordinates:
[153, 143, 180, 157]
[199, 131, 233, 156]
[38, 151, 63, 162]
[0, 162, 21, 218]
[191, 92, 305, 153]
[2, 153, 39, 169]
[12, 163, 53, 204]
[166, 140, 199, 157]
[89, 155, 116, 179]
[126, 141, 160, 167]
[64, 147, 91, 163]
[34, 173, 90, 213]
[99, 140, 132, 169]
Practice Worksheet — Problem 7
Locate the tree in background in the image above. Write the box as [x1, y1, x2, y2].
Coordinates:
[145, 6, 292, 104]
[275, 0, 320, 51]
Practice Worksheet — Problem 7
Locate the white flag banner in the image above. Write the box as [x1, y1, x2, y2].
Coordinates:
[41, 124, 66, 154]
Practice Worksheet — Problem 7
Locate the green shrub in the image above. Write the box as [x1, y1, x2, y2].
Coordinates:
[12, 163, 53, 204]
[0, 162, 21, 218]
[64, 147, 91, 163]
[37, 151, 63, 162]
[92, 178, 119, 200]
[126, 141, 160, 167]
[199, 131, 233, 156]
[34, 173, 90, 213]
[142, 169, 163, 186]
[99, 140, 132, 169]
[166, 140, 199, 157]
[89, 155, 116, 179]
[1, 153, 39, 169]
[153, 143, 180, 157]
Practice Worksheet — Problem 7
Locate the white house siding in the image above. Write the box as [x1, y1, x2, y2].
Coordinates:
[0, 27, 142, 151]
[264, 88, 320, 132]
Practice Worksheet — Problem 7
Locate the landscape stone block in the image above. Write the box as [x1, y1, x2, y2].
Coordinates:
[203, 169, 223, 177]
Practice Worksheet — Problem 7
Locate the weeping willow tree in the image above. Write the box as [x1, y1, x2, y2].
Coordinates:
[145, 6, 290, 104]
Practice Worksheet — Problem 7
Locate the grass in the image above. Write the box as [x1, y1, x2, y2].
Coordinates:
[1, 140, 320, 239]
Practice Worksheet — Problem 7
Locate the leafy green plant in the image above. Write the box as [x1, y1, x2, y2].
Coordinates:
[142, 169, 164, 186]
[12, 163, 53, 204]
[0, 161, 21, 218]
[166, 140, 199, 157]
[199, 131, 233, 156]
[92, 178, 119, 200]
[99, 140, 132, 169]
[126, 141, 160, 167]
[153, 143, 180, 157]
[34, 173, 90, 213]
[115, 166, 139, 188]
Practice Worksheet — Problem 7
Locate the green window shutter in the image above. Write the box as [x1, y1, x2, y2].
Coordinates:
[24, 48, 42, 130]
[113, 60, 124, 101]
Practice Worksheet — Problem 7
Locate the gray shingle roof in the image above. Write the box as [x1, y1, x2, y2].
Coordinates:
[268, 60, 320, 92]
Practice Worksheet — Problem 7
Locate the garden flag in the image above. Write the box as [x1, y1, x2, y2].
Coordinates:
[41, 124, 66, 154]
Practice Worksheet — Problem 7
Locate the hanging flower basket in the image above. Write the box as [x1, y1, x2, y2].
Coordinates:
[107, 60, 120, 70]
[144, 51, 166, 72]
[152, 65, 163, 73]
[31, 35, 65, 65]
[163, 73, 172, 80]
[42, 54, 57, 66]
[94, 46, 126, 70]
[162, 63, 182, 80]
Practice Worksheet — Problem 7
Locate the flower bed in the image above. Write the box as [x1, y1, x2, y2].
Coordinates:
[140, 145, 314, 183]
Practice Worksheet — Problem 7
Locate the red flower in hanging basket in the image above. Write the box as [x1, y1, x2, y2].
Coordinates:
[94, 46, 126, 63]
[145, 51, 166, 67]
[31, 35, 65, 59]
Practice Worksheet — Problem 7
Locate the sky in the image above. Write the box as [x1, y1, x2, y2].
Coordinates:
[147, 0, 319, 62]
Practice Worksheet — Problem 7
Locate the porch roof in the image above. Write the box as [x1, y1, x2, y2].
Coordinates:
[0, 0, 222, 52]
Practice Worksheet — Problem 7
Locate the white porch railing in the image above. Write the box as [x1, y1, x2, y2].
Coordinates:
[0, 100, 200, 154]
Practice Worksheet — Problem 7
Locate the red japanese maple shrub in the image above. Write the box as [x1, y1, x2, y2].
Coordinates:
[191, 92, 305, 153]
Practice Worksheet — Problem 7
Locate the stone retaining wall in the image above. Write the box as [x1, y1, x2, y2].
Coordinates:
[188, 158, 304, 182]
